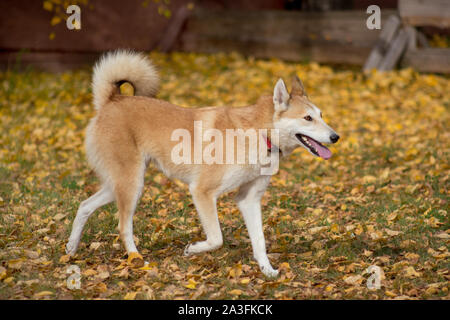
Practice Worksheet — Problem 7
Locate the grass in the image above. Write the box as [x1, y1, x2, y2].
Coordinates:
[0, 52, 448, 300]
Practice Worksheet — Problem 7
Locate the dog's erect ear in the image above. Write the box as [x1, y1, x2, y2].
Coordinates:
[291, 75, 307, 97]
[273, 78, 290, 112]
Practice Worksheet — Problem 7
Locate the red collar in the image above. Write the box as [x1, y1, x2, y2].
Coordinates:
[265, 136, 281, 154]
[266, 136, 272, 149]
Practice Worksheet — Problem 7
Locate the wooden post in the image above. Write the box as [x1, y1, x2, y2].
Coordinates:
[363, 15, 401, 72]
[378, 28, 409, 71]
[158, 6, 191, 53]
[416, 31, 429, 48]
[405, 26, 417, 51]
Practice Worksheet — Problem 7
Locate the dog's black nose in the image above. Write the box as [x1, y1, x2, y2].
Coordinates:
[330, 133, 339, 143]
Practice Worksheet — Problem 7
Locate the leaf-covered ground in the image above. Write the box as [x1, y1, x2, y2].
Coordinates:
[0, 52, 448, 300]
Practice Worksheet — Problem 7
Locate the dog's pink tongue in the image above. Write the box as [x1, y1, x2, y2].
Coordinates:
[308, 138, 332, 160]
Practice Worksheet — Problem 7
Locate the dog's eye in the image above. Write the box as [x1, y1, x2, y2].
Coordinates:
[304, 115, 313, 121]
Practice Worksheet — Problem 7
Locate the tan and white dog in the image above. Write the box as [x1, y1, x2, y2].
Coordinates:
[66, 50, 339, 277]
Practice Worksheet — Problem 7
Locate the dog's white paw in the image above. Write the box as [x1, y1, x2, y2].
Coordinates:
[184, 240, 222, 256]
[261, 266, 279, 278]
[65, 241, 78, 256]
[183, 243, 193, 256]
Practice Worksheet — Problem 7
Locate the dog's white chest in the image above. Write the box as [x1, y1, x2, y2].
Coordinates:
[217, 165, 261, 195]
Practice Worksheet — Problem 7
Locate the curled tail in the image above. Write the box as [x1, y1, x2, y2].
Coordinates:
[92, 50, 159, 110]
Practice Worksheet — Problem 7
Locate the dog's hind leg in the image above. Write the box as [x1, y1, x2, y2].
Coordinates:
[114, 160, 146, 255]
[235, 175, 278, 277]
[184, 188, 223, 255]
[66, 185, 115, 255]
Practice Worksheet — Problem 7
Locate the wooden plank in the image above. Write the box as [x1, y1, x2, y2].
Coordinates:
[401, 48, 450, 73]
[399, 0, 450, 28]
[378, 28, 409, 71]
[181, 34, 372, 65]
[183, 9, 394, 48]
[178, 9, 396, 65]
[363, 15, 401, 72]
[158, 6, 191, 53]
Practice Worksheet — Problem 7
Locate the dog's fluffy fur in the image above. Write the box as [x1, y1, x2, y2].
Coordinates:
[92, 50, 159, 110]
[66, 50, 339, 277]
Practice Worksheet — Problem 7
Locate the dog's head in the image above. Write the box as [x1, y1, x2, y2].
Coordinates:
[272, 76, 339, 159]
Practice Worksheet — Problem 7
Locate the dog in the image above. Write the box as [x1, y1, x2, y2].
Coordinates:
[66, 50, 339, 277]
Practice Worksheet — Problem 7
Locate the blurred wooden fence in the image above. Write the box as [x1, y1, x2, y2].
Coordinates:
[398, 0, 450, 73]
[176, 7, 450, 73]
[1, 0, 448, 73]
[177, 9, 397, 66]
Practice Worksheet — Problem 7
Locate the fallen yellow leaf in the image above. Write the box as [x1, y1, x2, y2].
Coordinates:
[59, 254, 71, 263]
[34, 291, 54, 298]
[127, 252, 145, 268]
[123, 292, 137, 300]
[184, 278, 198, 290]
[229, 289, 242, 296]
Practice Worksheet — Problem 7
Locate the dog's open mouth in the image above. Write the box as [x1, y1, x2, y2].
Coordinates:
[295, 134, 332, 160]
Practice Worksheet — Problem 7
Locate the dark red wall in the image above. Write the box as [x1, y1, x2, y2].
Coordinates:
[0, 0, 285, 53]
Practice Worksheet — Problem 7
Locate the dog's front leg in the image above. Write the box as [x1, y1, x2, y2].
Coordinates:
[66, 186, 115, 255]
[184, 188, 223, 255]
[236, 176, 278, 277]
